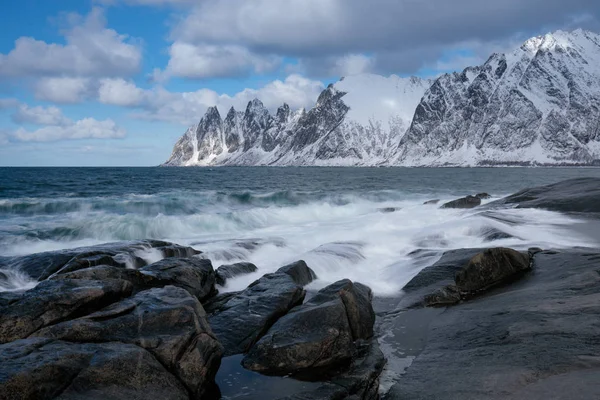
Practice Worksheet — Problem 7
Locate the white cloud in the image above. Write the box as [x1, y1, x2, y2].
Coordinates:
[0, 8, 141, 78]
[161, 42, 281, 79]
[132, 74, 324, 124]
[332, 54, 375, 76]
[34, 77, 92, 103]
[13, 118, 126, 142]
[98, 78, 144, 106]
[12, 104, 71, 126]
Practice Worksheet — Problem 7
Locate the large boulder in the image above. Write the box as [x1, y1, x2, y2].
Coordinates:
[0, 279, 132, 343]
[208, 261, 316, 356]
[441, 195, 481, 209]
[0, 240, 200, 281]
[0, 338, 189, 400]
[215, 262, 258, 286]
[455, 247, 531, 294]
[242, 280, 375, 375]
[33, 286, 223, 399]
[140, 257, 216, 301]
[49, 265, 154, 290]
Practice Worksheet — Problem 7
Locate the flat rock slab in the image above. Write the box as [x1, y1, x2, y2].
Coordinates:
[140, 257, 216, 300]
[215, 262, 258, 286]
[441, 195, 481, 209]
[386, 249, 600, 399]
[0, 338, 189, 400]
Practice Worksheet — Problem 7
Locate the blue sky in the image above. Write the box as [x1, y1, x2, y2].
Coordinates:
[1, 0, 598, 166]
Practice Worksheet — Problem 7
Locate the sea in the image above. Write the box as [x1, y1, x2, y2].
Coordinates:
[1, 167, 600, 295]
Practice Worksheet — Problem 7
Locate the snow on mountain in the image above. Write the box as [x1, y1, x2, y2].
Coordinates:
[164, 29, 600, 167]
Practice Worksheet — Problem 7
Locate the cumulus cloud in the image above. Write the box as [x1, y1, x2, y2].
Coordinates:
[34, 77, 93, 104]
[98, 78, 144, 106]
[0, 8, 141, 78]
[12, 104, 72, 126]
[130, 74, 324, 124]
[166, 0, 600, 75]
[160, 42, 281, 80]
[13, 118, 126, 142]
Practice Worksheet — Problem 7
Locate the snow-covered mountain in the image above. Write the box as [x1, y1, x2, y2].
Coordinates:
[164, 29, 600, 167]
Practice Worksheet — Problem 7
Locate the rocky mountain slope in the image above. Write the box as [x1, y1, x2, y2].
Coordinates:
[164, 29, 600, 167]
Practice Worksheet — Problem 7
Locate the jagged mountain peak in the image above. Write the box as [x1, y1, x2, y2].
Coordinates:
[164, 29, 600, 167]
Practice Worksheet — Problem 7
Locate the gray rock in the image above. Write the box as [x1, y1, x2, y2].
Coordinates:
[455, 248, 531, 294]
[0, 338, 189, 400]
[386, 249, 600, 399]
[441, 195, 481, 209]
[475, 192, 491, 200]
[208, 270, 308, 356]
[277, 260, 317, 286]
[424, 285, 461, 307]
[215, 262, 258, 286]
[33, 286, 223, 399]
[0, 279, 132, 344]
[1, 240, 199, 281]
[242, 280, 375, 375]
[140, 257, 216, 301]
[423, 199, 440, 205]
[492, 177, 600, 213]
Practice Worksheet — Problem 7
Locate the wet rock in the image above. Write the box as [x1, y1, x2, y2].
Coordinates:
[482, 228, 514, 242]
[492, 177, 600, 213]
[0, 338, 189, 400]
[387, 250, 600, 399]
[455, 248, 530, 294]
[2, 240, 200, 281]
[423, 199, 440, 205]
[215, 262, 258, 286]
[475, 192, 491, 200]
[50, 265, 154, 290]
[33, 286, 223, 399]
[140, 257, 216, 301]
[424, 284, 461, 307]
[276, 339, 385, 400]
[441, 195, 481, 209]
[203, 291, 241, 315]
[0, 279, 132, 344]
[209, 262, 316, 356]
[378, 207, 399, 213]
[242, 280, 375, 375]
[277, 260, 318, 286]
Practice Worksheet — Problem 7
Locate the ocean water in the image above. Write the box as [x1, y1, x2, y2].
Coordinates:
[1, 167, 600, 295]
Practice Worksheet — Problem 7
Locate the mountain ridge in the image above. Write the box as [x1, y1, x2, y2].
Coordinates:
[164, 29, 600, 167]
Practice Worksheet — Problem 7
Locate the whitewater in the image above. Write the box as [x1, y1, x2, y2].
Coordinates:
[2, 167, 599, 295]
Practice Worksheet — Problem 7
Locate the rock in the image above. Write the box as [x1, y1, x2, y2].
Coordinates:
[242, 280, 375, 375]
[455, 248, 531, 294]
[208, 265, 312, 356]
[386, 249, 600, 399]
[482, 227, 514, 242]
[0, 338, 189, 400]
[276, 339, 385, 400]
[423, 199, 440, 205]
[378, 207, 399, 213]
[475, 192, 491, 200]
[492, 177, 600, 213]
[50, 265, 155, 290]
[0, 279, 132, 344]
[215, 262, 258, 286]
[277, 260, 317, 286]
[33, 286, 223, 399]
[424, 285, 461, 307]
[1, 240, 200, 281]
[203, 291, 241, 315]
[140, 257, 216, 301]
[441, 195, 481, 209]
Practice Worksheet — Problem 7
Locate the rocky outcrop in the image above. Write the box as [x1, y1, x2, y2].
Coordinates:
[0, 279, 132, 343]
[441, 195, 481, 209]
[215, 262, 258, 286]
[0, 338, 190, 400]
[33, 286, 223, 399]
[209, 261, 316, 356]
[492, 177, 600, 213]
[242, 279, 375, 375]
[0, 240, 199, 281]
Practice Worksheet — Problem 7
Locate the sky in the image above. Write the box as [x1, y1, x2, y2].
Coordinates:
[1, 0, 599, 166]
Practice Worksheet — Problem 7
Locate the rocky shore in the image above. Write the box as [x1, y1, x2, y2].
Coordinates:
[1, 178, 599, 399]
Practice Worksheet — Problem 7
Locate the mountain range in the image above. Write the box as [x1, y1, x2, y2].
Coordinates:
[164, 29, 600, 167]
